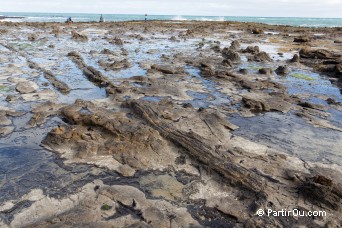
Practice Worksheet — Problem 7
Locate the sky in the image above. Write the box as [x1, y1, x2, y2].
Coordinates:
[1, 0, 342, 18]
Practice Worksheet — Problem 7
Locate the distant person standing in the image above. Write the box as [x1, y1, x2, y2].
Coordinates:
[145, 14, 147, 22]
[99, 14, 104, 23]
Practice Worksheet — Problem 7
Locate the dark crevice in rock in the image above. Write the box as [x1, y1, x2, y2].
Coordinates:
[0, 200, 33, 224]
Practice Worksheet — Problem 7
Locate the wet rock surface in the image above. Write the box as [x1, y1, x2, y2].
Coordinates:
[275, 65, 289, 75]
[258, 67, 273, 75]
[0, 21, 342, 227]
[298, 48, 342, 88]
[243, 45, 260, 54]
[71, 30, 88, 42]
[294, 36, 311, 43]
[151, 64, 184, 74]
[248, 51, 273, 62]
[222, 48, 241, 63]
[251, 28, 264, 34]
[15, 81, 39, 94]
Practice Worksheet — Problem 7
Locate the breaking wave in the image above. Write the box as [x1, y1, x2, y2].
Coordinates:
[171, 15, 187, 21]
[171, 15, 225, 22]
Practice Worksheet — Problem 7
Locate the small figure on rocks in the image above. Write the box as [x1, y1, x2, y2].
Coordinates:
[99, 14, 104, 23]
[66, 17, 73, 25]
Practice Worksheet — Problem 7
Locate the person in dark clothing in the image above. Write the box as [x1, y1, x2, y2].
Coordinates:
[66, 17, 73, 24]
[99, 14, 104, 23]
[145, 14, 147, 22]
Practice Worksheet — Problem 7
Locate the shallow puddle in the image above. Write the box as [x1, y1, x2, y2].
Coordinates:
[229, 112, 342, 165]
[184, 67, 231, 108]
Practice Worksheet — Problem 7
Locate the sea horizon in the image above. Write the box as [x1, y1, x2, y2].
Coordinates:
[1, 11, 342, 27]
[2, 11, 342, 19]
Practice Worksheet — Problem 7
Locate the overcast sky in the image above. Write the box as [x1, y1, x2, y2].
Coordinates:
[1, 0, 342, 18]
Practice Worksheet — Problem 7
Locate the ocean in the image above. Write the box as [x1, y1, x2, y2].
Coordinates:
[0, 12, 342, 28]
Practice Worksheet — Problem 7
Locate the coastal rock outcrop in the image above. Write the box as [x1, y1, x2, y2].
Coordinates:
[248, 51, 272, 62]
[200, 62, 216, 77]
[42, 100, 184, 176]
[100, 48, 116, 55]
[28, 34, 37, 41]
[336, 64, 342, 77]
[242, 92, 292, 113]
[51, 26, 62, 36]
[298, 48, 342, 88]
[98, 59, 132, 71]
[71, 31, 89, 42]
[4, 182, 200, 227]
[294, 36, 311, 43]
[1, 18, 342, 228]
[151, 64, 184, 74]
[290, 54, 300, 63]
[230, 40, 241, 51]
[299, 48, 340, 59]
[300, 175, 342, 211]
[275, 66, 289, 75]
[251, 28, 264, 34]
[26, 60, 71, 94]
[15, 81, 39, 94]
[108, 37, 124, 45]
[68, 51, 113, 87]
[222, 59, 234, 68]
[243, 46, 260, 54]
[0, 126, 14, 136]
[258, 68, 273, 75]
[222, 48, 241, 63]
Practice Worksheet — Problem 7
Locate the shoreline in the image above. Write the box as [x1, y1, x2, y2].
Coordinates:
[0, 15, 341, 28]
[0, 20, 341, 31]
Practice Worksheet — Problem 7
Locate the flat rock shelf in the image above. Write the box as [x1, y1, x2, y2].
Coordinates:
[0, 20, 341, 227]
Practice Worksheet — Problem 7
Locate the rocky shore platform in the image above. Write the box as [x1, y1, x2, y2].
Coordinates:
[0, 20, 342, 227]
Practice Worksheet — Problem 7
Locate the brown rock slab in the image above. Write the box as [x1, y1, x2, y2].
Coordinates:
[299, 48, 340, 59]
[252, 28, 264, 34]
[139, 174, 185, 201]
[258, 68, 273, 75]
[0, 126, 14, 136]
[151, 64, 184, 74]
[71, 31, 88, 42]
[242, 92, 292, 113]
[275, 66, 289, 75]
[222, 48, 241, 63]
[294, 36, 311, 43]
[15, 81, 39, 94]
[243, 46, 260, 54]
[248, 51, 272, 62]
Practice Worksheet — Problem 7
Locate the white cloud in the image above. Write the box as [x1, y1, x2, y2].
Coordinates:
[0, 0, 341, 17]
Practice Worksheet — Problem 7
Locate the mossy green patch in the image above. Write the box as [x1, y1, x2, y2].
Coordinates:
[291, 73, 315, 81]
[101, 204, 112, 211]
[19, 43, 34, 51]
[10, 42, 34, 51]
[36, 41, 47, 47]
[0, 85, 13, 92]
[246, 65, 263, 70]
